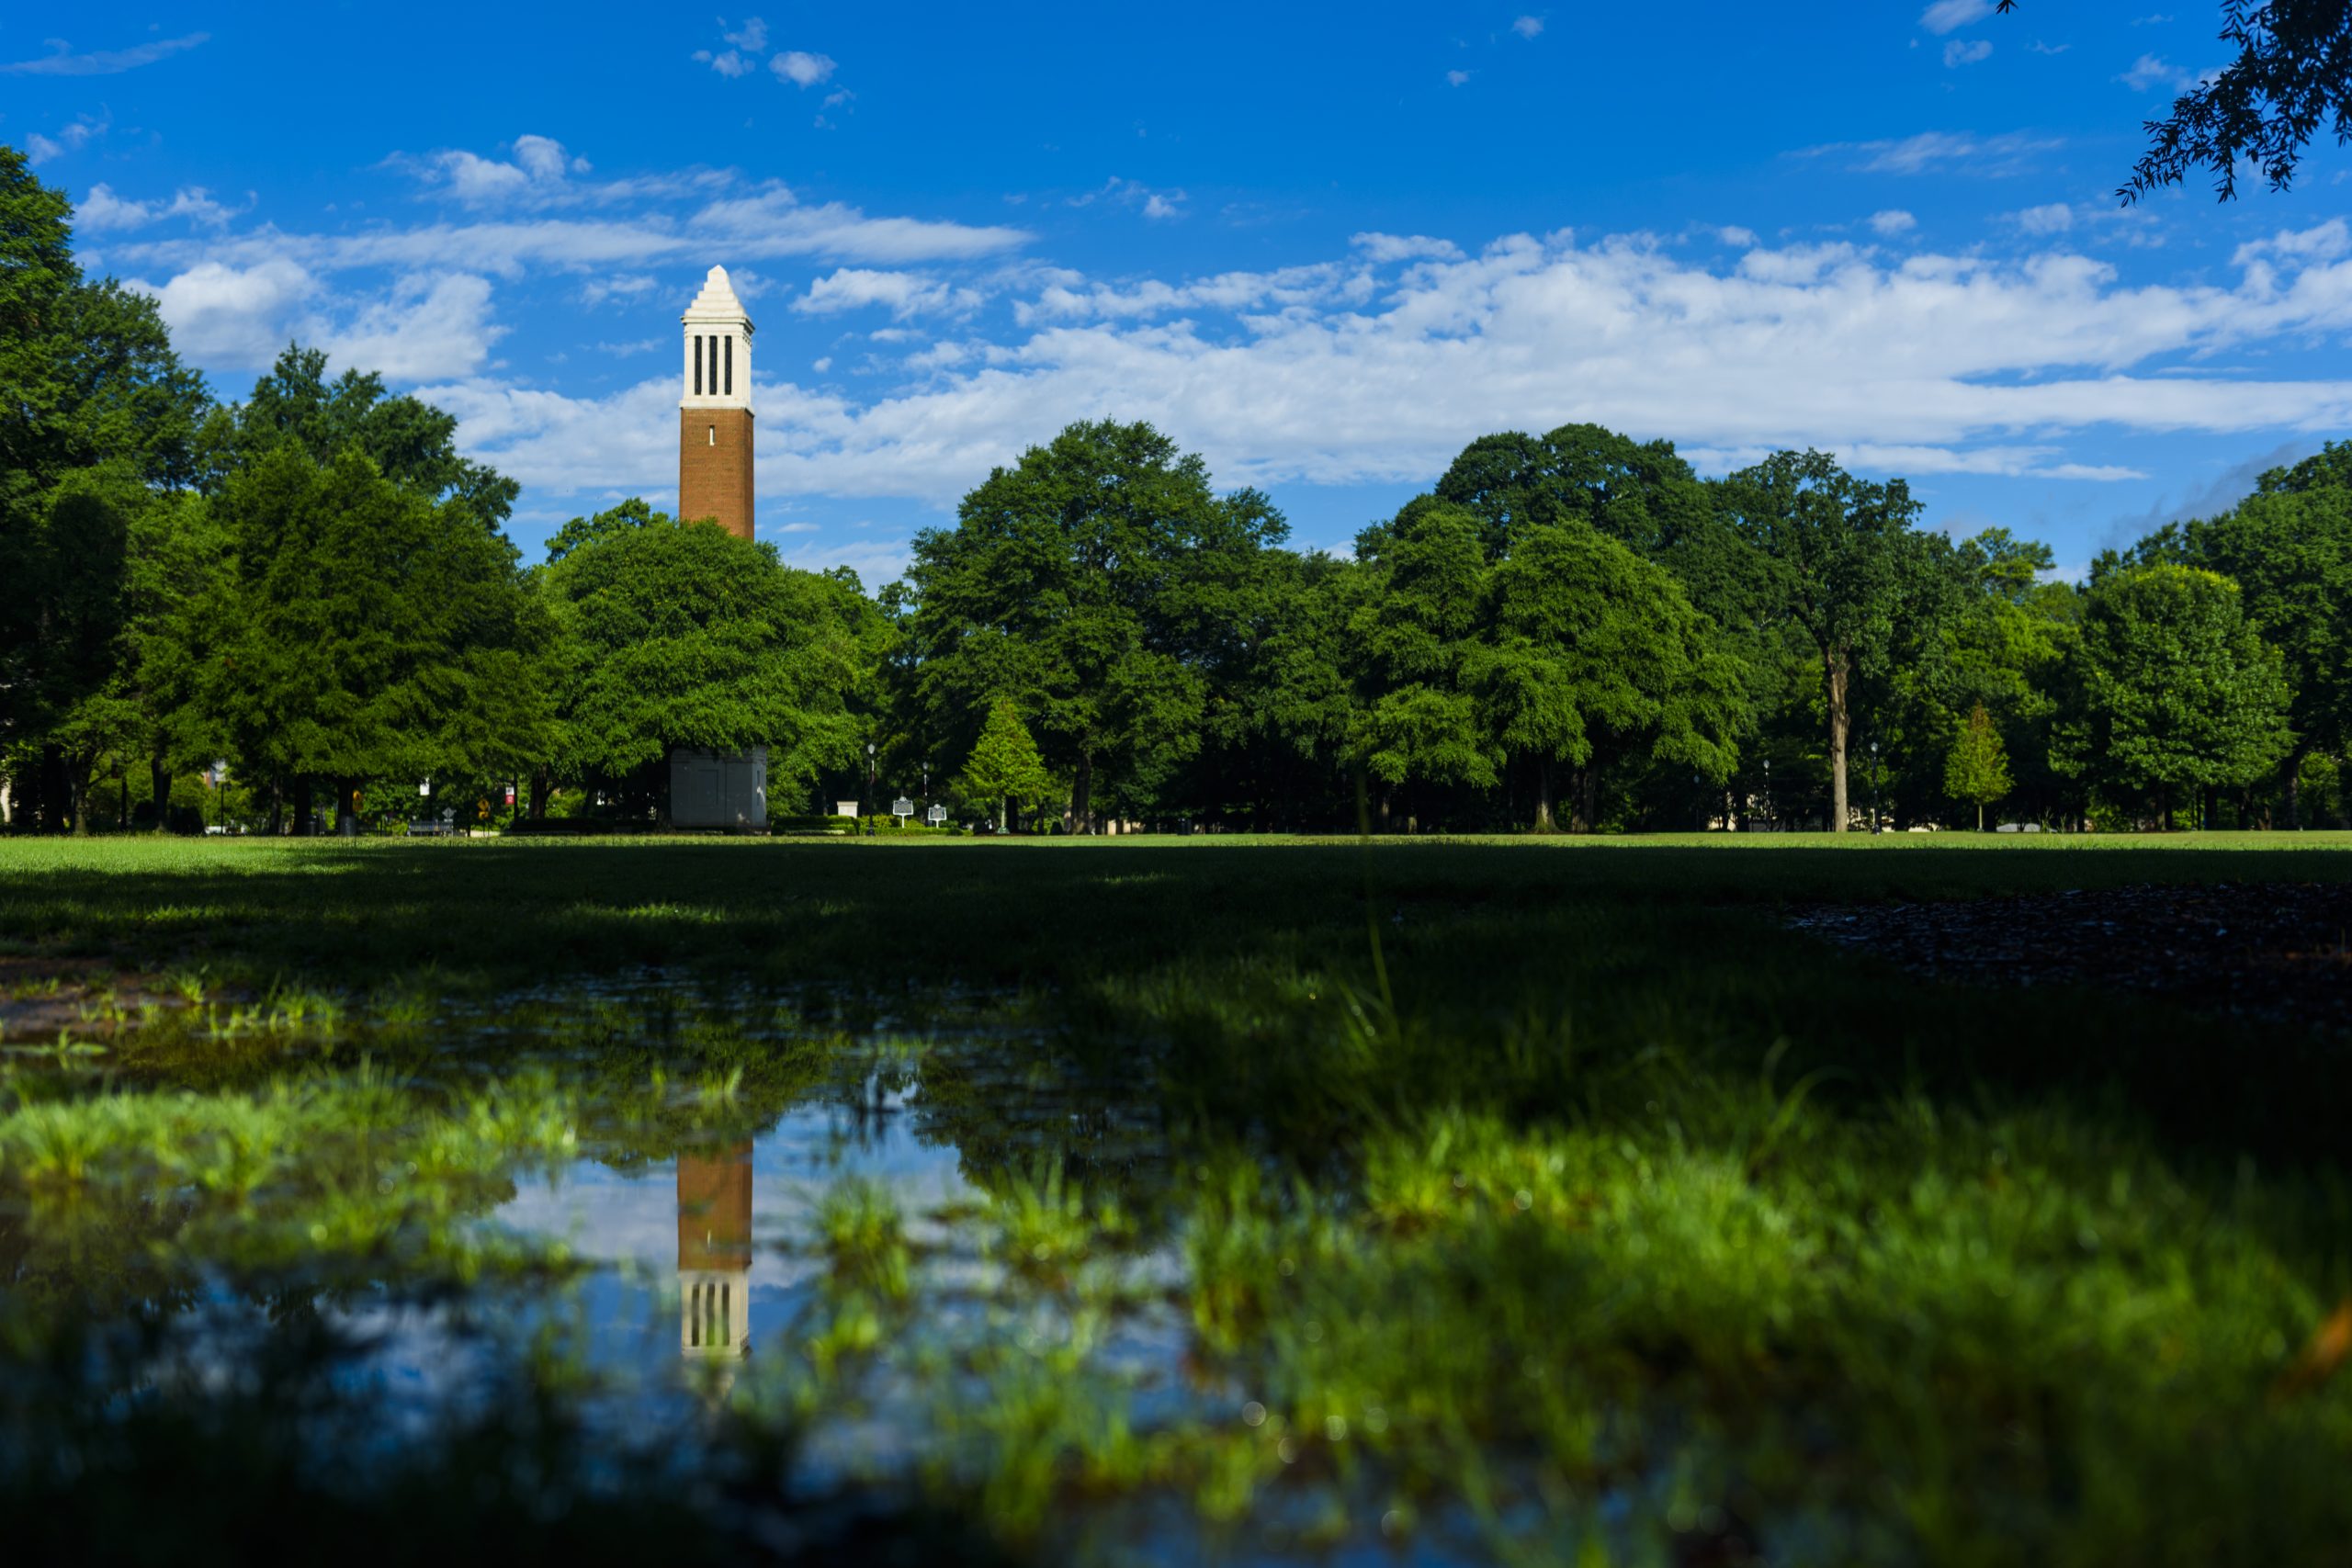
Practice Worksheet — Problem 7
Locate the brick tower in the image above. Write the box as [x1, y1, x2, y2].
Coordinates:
[678, 265, 754, 540]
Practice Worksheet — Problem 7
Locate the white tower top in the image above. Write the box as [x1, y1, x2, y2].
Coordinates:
[681, 265, 752, 412]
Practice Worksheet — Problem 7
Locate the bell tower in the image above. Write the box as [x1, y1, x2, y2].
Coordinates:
[679, 265, 755, 541]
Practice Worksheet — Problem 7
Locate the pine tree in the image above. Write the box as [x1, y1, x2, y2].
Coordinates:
[959, 699, 1052, 831]
[1943, 703, 2012, 831]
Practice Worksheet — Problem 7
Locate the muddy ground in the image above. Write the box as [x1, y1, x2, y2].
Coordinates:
[1788, 882, 2352, 1034]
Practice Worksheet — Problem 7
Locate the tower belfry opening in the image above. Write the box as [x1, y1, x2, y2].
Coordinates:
[678, 265, 754, 542]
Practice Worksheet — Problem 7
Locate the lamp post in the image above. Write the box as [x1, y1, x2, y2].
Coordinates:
[1869, 739, 1882, 834]
[1762, 756, 1772, 832]
[865, 742, 876, 839]
[922, 761, 930, 830]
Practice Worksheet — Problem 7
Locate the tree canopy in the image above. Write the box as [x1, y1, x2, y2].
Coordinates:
[904, 420, 1284, 830]
[2052, 563, 2291, 825]
[540, 505, 863, 796]
[1998, 0, 2352, 200]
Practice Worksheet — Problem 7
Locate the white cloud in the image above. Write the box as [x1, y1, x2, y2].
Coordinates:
[76, 184, 246, 231]
[1943, 39, 1994, 67]
[1076, 177, 1188, 221]
[2233, 218, 2352, 266]
[694, 17, 775, 75]
[580, 273, 659, 305]
[2043, 463, 2148, 480]
[389, 134, 602, 209]
[2, 33, 208, 75]
[26, 113, 108, 164]
[772, 51, 836, 88]
[777, 521, 820, 533]
[1918, 0, 1994, 34]
[126, 258, 318, 367]
[795, 268, 981, 319]
[124, 260, 500, 379]
[1352, 232, 1465, 263]
[2118, 53, 2215, 92]
[115, 178, 1030, 278]
[1713, 225, 1758, 249]
[2030, 40, 2071, 55]
[322, 274, 503, 381]
[420, 223, 2352, 517]
[1511, 16, 1544, 39]
[1803, 130, 2063, 175]
[1446, 69, 1472, 87]
[1870, 209, 1918, 236]
[2014, 202, 2075, 234]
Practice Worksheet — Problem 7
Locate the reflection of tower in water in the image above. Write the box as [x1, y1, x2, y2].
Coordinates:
[677, 1144, 752, 1362]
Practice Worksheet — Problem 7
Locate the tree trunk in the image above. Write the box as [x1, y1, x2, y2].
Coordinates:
[2285, 743, 2310, 829]
[1825, 650, 1850, 834]
[151, 756, 170, 831]
[999, 795, 1009, 834]
[1071, 752, 1094, 835]
[337, 776, 360, 837]
[529, 766, 549, 822]
[1533, 758, 1554, 831]
[64, 755, 89, 838]
[1580, 767, 1600, 834]
[1977, 802, 1984, 832]
[292, 777, 315, 837]
[38, 746, 69, 834]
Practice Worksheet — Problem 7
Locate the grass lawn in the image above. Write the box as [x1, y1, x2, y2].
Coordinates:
[2, 833, 2349, 1564]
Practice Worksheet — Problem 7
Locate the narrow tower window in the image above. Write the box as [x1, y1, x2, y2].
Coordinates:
[708, 424, 716, 446]
[724, 335, 733, 396]
[693, 335, 703, 396]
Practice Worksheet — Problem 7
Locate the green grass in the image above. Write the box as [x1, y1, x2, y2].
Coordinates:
[2, 834, 2349, 1563]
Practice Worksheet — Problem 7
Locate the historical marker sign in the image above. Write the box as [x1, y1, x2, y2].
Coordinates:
[927, 804, 947, 825]
[892, 796, 914, 819]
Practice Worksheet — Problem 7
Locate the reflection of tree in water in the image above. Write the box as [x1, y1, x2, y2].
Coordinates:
[901, 1036, 1175, 1217]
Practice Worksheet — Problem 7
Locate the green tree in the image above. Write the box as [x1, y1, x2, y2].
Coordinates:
[1718, 450, 1942, 832]
[2179, 445, 2352, 825]
[195, 344, 517, 524]
[205, 445, 550, 834]
[1350, 501, 1495, 813]
[1433, 423, 1716, 560]
[0, 149, 207, 826]
[905, 420, 1282, 831]
[1944, 704, 2013, 831]
[958, 699, 1054, 831]
[541, 508, 862, 816]
[1199, 549, 1364, 829]
[2052, 564, 2291, 828]
[1467, 521, 1745, 830]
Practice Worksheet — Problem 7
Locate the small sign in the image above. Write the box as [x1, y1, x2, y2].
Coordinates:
[927, 804, 947, 825]
[891, 796, 914, 818]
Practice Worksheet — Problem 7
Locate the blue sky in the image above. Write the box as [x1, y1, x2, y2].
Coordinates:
[13, 3, 2352, 582]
